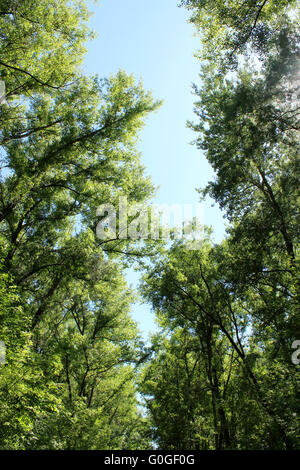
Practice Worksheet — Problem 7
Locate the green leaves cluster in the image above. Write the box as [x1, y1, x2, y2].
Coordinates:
[139, 0, 300, 450]
[0, 0, 159, 449]
[1, 0, 299, 450]
[180, 0, 299, 71]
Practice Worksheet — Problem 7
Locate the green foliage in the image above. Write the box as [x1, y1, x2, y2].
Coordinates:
[180, 0, 299, 72]
[0, 0, 157, 450]
[139, 240, 299, 449]
[0, 0, 92, 94]
[138, 0, 300, 450]
[0, 0, 299, 451]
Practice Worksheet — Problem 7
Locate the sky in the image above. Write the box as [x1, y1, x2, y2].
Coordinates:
[84, 0, 227, 339]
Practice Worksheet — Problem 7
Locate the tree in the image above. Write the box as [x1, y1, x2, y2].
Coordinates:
[180, 0, 299, 72]
[0, 0, 160, 449]
[0, 0, 92, 96]
[140, 329, 218, 450]
[186, 15, 300, 355]
[139, 239, 299, 449]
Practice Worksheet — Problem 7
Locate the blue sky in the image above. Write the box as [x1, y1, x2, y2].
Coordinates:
[84, 0, 226, 338]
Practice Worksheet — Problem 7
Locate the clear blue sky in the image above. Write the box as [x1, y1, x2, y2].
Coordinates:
[84, 0, 226, 338]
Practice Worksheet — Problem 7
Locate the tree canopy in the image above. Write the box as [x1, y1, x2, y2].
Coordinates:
[0, 0, 299, 451]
